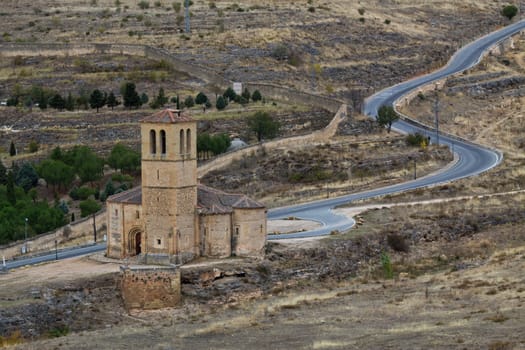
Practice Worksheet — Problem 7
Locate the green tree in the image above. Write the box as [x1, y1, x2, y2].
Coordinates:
[48, 93, 66, 110]
[65, 92, 75, 111]
[251, 90, 262, 102]
[50, 146, 63, 161]
[122, 82, 142, 109]
[247, 111, 280, 142]
[28, 140, 39, 153]
[150, 87, 169, 109]
[38, 159, 75, 191]
[0, 161, 6, 185]
[9, 141, 16, 156]
[501, 4, 518, 20]
[63, 146, 104, 184]
[6, 171, 16, 205]
[106, 91, 120, 110]
[89, 89, 106, 112]
[242, 88, 251, 102]
[195, 91, 208, 105]
[376, 105, 399, 133]
[76, 90, 90, 110]
[107, 143, 141, 173]
[16, 162, 39, 192]
[223, 87, 236, 102]
[184, 95, 194, 108]
[140, 92, 149, 106]
[210, 133, 231, 155]
[79, 199, 102, 217]
[216, 95, 227, 110]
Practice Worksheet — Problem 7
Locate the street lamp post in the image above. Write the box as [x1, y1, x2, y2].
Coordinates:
[24, 217, 28, 254]
[434, 84, 440, 146]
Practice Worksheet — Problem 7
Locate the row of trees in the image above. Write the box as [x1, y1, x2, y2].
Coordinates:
[4, 82, 265, 114]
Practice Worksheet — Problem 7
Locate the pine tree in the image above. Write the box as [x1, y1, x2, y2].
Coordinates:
[106, 92, 120, 110]
[89, 89, 106, 112]
[65, 92, 75, 111]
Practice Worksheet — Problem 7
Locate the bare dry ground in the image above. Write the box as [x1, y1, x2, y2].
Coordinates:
[0, 0, 509, 100]
[1, 192, 524, 349]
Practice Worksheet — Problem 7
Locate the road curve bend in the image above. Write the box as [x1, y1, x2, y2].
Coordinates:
[268, 20, 525, 240]
[5, 21, 525, 269]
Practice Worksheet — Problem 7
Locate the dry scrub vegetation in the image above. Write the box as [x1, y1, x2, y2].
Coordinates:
[0, 0, 508, 98]
[1, 192, 524, 349]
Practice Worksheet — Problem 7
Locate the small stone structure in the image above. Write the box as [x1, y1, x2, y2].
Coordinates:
[120, 265, 181, 310]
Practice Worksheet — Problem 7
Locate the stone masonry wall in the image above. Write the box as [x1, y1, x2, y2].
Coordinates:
[120, 265, 181, 310]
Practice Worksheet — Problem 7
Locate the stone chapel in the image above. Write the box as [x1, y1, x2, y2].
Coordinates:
[106, 109, 267, 264]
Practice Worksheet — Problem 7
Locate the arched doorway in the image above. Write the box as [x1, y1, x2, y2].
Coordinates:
[135, 232, 142, 255]
[128, 228, 143, 256]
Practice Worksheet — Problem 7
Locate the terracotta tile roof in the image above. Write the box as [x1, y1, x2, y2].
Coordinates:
[107, 184, 264, 214]
[141, 109, 193, 123]
[107, 186, 142, 204]
[197, 185, 265, 215]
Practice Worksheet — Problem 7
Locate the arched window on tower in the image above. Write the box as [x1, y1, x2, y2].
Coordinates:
[150, 129, 156, 155]
[179, 129, 185, 155]
[186, 128, 191, 155]
[160, 130, 166, 155]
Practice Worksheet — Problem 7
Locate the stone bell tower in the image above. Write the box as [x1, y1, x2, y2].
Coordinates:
[140, 109, 198, 264]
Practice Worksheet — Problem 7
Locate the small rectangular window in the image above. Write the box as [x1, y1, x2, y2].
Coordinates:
[136, 210, 140, 219]
[114, 209, 118, 216]
[157, 238, 162, 245]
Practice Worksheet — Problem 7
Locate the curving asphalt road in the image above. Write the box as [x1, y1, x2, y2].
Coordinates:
[4, 21, 525, 269]
[267, 19, 525, 240]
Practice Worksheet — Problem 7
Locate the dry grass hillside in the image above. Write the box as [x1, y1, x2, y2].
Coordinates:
[1, 1, 524, 349]
[0, 0, 511, 100]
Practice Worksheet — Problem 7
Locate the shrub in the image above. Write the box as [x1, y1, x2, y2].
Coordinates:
[29, 140, 39, 153]
[307, 6, 315, 12]
[381, 252, 393, 279]
[387, 233, 409, 252]
[172, 2, 181, 12]
[138, 1, 150, 9]
[384, 19, 391, 24]
[405, 133, 428, 147]
[69, 186, 95, 200]
[79, 199, 101, 217]
[358, 8, 365, 15]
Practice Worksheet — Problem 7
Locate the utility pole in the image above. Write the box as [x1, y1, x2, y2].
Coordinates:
[434, 85, 440, 146]
[92, 213, 97, 243]
[184, 0, 190, 33]
[24, 217, 28, 254]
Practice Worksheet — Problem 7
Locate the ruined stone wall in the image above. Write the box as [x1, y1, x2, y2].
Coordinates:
[245, 83, 344, 113]
[232, 208, 266, 257]
[199, 214, 231, 258]
[120, 265, 181, 310]
[0, 210, 106, 260]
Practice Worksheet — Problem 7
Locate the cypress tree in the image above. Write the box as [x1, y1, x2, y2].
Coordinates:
[9, 141, 16, 156]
